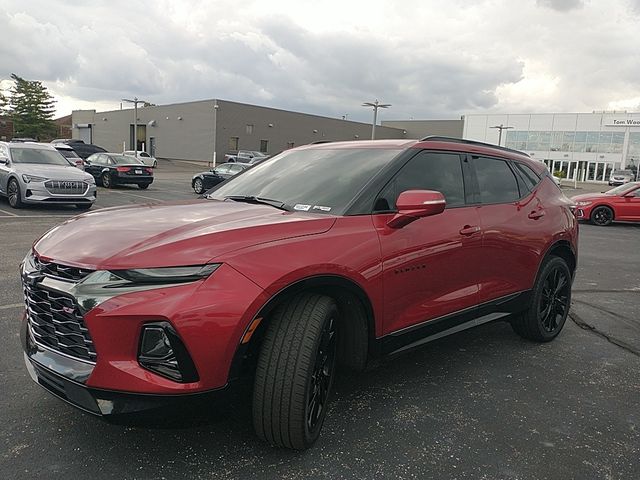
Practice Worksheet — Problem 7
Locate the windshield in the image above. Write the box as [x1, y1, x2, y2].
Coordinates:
[208, 147, 402, 214]
[606, 183, 638, 195]
[10, 147, 71, 166]
[57, 149, 80, 159]
[612, 170, 633, 176]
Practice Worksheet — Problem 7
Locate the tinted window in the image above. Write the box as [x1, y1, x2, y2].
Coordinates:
[475, 157, 520, 204]
[215, 164, 231, 174]
[513, 162, 540, 193]
[375, 152, 465, 210]
[228, 164, 244, 174]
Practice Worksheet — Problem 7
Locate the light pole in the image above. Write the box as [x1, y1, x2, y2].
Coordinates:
[213, 100, 219, 167]
[122, 97, 147, 156]
[490, 124, 514, 146]
[362, 99, 391, 140]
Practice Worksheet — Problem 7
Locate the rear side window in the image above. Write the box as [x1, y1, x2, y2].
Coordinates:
[375, 151, 465, 210]
[512, 162, 541, 194]
[474, 156, 520, 204]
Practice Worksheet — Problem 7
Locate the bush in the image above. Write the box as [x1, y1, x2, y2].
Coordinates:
[553, 170, 567, 179]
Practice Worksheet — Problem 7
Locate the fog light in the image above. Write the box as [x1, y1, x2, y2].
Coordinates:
[138, 322, 199, 383]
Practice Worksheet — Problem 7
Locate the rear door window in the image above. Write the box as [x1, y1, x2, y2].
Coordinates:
[474, 157, 520, 204]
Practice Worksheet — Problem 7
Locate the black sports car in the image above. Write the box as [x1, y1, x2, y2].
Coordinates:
[192, 162, 251, 194]
[85, 153, 154, 189]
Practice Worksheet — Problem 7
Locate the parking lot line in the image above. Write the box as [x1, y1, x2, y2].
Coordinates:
[99, 190, 163, 202]
[0, 303, 23, 311]
[0, 208, 18, 217]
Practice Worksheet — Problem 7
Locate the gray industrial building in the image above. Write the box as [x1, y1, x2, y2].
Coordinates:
[381, 119, 463, 139]
[73, 99, 446, 164]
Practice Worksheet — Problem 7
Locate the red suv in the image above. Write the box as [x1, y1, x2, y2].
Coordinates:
[20, 137, 578, 449]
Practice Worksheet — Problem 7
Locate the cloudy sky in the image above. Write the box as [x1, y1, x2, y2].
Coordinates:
[1, 0, 640, 122]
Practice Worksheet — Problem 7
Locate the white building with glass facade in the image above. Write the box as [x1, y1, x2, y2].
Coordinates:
[463, 112, 640, 183]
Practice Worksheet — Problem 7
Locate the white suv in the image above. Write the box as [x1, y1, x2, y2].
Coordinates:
[609, 169, 635, 186]
[0, 142, 97, 209]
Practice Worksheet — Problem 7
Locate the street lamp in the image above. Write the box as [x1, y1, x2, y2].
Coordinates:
[490, 124, 514, 146]
[362, 99, 391, 140]
[122, 97, 147, 156]
[213, 100, 219, 167]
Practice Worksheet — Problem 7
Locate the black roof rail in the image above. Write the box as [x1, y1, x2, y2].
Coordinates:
[419, 135, 530, 158]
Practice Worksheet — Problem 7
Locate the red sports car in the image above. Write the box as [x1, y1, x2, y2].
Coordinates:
[572, 182, 640, 226]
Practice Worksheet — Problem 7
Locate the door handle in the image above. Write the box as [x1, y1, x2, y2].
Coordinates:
[459, 225, 481, 236]
[528, 210, 546, 220]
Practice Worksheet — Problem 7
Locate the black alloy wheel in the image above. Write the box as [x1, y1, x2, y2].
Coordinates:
[591, 206, 613, 226]
[306, 315, 337, 433]
[193, 178, 205, 194]
[8, 178, 23, 208]
[538, 265, 570, 334]
[101, 172, 112, 188]
[511, 256, 572, 342]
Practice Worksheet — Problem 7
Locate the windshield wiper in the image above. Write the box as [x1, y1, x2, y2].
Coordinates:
[224, 195, 293, 212]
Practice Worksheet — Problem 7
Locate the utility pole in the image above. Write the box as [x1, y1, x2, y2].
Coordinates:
[213, 100, 219, 167]
[122, 97, 147, 156]
[362, 99, 391, 140]
[490, 124, 514, 146]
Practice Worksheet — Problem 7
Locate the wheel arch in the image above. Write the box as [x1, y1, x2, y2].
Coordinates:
[541, 239, 577, 280]
[229, 274, 376, 380]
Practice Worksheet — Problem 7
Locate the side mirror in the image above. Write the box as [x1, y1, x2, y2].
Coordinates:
[387, 190, 446, 229]
[0, 155, 8, 165]
[85, 159, 91, 165]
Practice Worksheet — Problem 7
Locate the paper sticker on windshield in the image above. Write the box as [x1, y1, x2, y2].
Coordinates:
[294, 204, 311, 211]
[313, 205, 332, 212]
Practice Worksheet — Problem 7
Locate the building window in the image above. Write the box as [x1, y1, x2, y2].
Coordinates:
[286, 142, 295, 149]
[260, 139, 269, 153]
[229, 136, 239, 151]
[246, 124, 254, 135]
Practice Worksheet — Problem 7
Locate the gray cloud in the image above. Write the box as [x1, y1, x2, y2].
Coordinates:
[1, 0, 638, 121]
[536, 0, 584, 11]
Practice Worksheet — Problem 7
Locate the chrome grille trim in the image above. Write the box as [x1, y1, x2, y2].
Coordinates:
[44, 180, 88, 195]
[34, 256, 94, 282]
[23, 282, 97, 363]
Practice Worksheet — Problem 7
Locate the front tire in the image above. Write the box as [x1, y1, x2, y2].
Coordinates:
[590, 205, 613, 226]
[7, 178, 23, 208]
[511, 256, 572, 342]
[138, 183, 149, 189]
[193, 178, 205, 194]
[75, 203, 92, 210]
[253, 293, 338, 450]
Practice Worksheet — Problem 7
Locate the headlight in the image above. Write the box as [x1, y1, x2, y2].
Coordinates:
[574, 201, 592, 206]
[85, 176, 95, 185]
[109, 264, 220, 284]
[22, 174, 48, 183]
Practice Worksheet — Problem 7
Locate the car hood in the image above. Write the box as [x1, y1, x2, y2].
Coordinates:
[571, 193, 611, 202]
[16, 163, 93, 181]
[34, 200, 336, 270]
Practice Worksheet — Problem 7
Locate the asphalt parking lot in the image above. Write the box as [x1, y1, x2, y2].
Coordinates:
[0, 164, 638, 479]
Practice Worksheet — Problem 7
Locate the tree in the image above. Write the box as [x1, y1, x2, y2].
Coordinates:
[8, 74, 57, 139]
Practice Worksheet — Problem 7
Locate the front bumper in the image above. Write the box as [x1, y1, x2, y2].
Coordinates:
[21, 315, 228, 416]
[22, 181, 97, 205]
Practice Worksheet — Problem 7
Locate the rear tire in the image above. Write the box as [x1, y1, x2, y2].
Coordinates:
[590, 206, 613, 226]
[511, 256, 571, 342]
[253, 293, 338, 450]
[101, 173, 113, 188]
[7, 178, 23, 208]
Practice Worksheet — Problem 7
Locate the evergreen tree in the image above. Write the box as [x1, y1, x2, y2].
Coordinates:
[8, 74, 57, 139]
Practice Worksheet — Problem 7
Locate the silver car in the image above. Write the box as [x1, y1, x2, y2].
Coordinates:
[122, 150, 158, 167]
[0, 141, 97, 209]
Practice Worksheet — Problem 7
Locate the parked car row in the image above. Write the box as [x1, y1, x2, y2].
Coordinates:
[224, 150, 269, 163]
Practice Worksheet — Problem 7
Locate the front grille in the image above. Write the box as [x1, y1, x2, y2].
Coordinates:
[23, 283, 97, 363]
[44, 180, 88, 195]
[34, 257, 93, 282]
